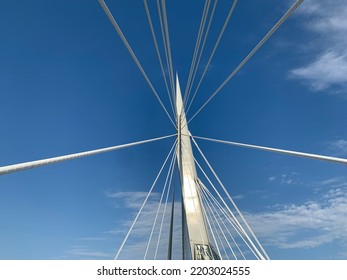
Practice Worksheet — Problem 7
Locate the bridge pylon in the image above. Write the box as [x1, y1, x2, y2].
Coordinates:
[175, 75, 219, 260]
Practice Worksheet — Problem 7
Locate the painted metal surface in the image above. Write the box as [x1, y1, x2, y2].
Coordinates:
[175, 75, 215, 259]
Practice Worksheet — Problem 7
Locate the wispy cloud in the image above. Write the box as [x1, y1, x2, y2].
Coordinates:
[290, 0, 347, 92]
[247, 177, 347, 251]
[105, 177, 347, 259]
[105, 191, 160, 209]
[327, 139, 347, 156]
[268, 172, 301, 186]
[79, 237, 107, 241]
[290, 52, 347, 91]
[66, 246, 112, 258]
[268, 176, 276, 182]
[64, 191, 166, 260]
[233, 194, 245, 200]
[320, 177, 347, 188]
[106, 190, 183, 259]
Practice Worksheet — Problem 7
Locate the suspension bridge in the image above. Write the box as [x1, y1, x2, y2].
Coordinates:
[1, 0, 346, 260]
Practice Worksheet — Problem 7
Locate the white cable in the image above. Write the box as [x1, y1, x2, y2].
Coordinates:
[201, 186, 231, 260]
[157, 0, 174, 98]
[98, 0, 176, 128]
[157, 0, 175, 100]
[191, 136, 269, 260]
[184, 0, 209, 102]
[0, 134, 176, 176]
[186, 139, 245, 235]
[194, 135, 347, 166]
[194, 156, 259, 259]
[160, 0, 175, 99]
[180, 133, 259, 259]
[199, 181, 246, 260]
[186, 0, 238, 115]
[114, 139, 177, 259]
[199, 185, 223, 259]
[144, 146, 176, 259]
[143, 0, 175, 118]
[203, 185, 237, 260]
[202, 184, 245, 260]
[184, 0, 211, 103]
[185, 0, 218, 106]
[154, 152, 177, 259]
[188, 0, 304, 124]
[200, 183, 237, 260]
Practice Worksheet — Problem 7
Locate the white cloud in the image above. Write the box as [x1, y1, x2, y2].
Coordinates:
[268, 173, 301, 186]
[299, 0, 347, 33]
[290, 52, 347, 91]
[328, 139, 347, 156]
[66, 246, 112, 258]
[105, 178, 347, 258]
[247, 178, 347, 250]
[320, 177, 347, 188]
[106, 191, 183, 259]
[106, 191, 160, 209]
[233, 194, 245, 200]
[79, 237, 106, 241]
[290, 0, 347, 92]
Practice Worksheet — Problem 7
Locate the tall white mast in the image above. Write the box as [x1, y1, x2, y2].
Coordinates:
[175, 75, 218, 260]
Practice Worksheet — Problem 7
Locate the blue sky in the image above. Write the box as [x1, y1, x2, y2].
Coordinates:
[0, 0, 347, 260]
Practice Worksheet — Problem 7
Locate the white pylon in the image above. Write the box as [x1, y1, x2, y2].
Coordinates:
[175, 74, 218, 260]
